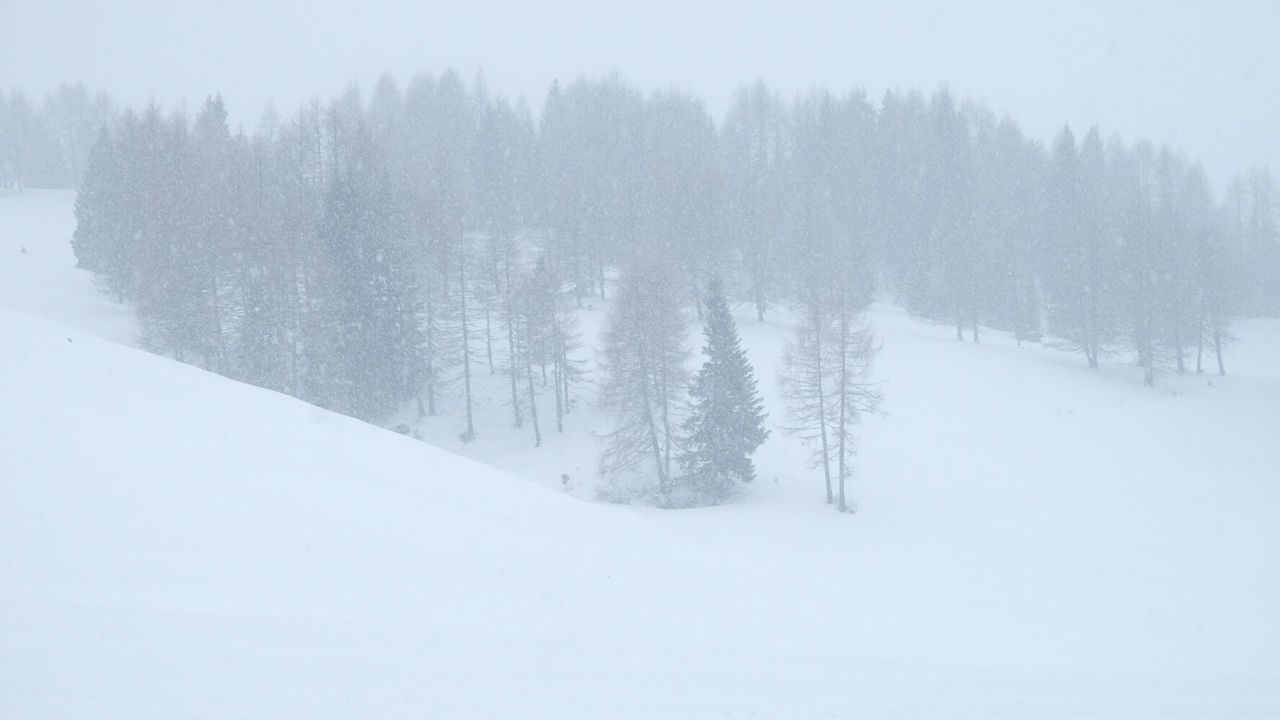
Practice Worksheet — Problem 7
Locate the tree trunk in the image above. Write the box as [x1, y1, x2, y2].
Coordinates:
[459, 252, 475, 442]
[1196, 331, 1205, 375]
[659, 354, 673, 485]
[552, 314, 566, 433]
[559, 344, 572, 418]
[553, 354, 564, 433]
[504, 254, 522, 428]
[1195, 296, 1206, 374]
[753, 260, 766, 322]
[637, 360, 668, 496]
[425, 275, 437, 416]
[524, 318, 542, 447]
[1214, 326, 1226, 376]
[484, 298, 494, 373]
[836, 314, 849, 512]
[208, 272, 225, 374]
[814, 310, 833, 504]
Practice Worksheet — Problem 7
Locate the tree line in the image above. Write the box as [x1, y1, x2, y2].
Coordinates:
[0, 83, 115, 190]
[64, 71, 1276, 506]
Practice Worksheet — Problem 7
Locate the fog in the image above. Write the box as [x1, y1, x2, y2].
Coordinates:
[4, 0, 1277, 187]
[4, 3, 1280, 715]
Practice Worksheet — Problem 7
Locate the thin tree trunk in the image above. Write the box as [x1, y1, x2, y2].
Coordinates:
[553, 355, 564, 433]
[209, 273, 224, 373]
[552, 318, 567, 427]
[484, 297, 494, 373]
[1141, 319, 1155, 387]
[659, 354, 672, 484]
[559, 344, 572, 418]
[814, 309, 833, 504]
[459, 252, 475, 442]
[524, 317, 542, 447]
[836, 314, 848, 512]
[753, 251, 766, 322]
[637, 359, 668, 496]
[425, 277, 437, 416]
[1214, 325, 1226, 376]
[504, 252, 522, 428]
[1196, 323, 1205, 375]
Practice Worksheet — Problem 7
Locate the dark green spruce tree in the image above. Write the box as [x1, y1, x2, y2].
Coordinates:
[678, 276, 769, 505]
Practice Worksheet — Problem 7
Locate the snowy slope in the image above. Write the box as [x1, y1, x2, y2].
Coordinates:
[3, 189, 1280, 717]
[0, 189, 137, 345]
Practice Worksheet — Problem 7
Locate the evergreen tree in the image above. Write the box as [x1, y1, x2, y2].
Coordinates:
[677, 276, 768, 505]
[721, 81, 787, 321]
[319, 130, 422, 420]
[71, 126, 121, 276]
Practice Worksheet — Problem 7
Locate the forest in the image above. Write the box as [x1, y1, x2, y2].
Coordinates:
[5, 73, 1278, 506]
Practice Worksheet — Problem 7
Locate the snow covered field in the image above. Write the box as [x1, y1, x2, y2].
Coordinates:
[2, 190, 1279, 717]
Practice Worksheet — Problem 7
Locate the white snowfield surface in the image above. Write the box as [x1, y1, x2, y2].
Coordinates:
[2, 190, 1279, 718]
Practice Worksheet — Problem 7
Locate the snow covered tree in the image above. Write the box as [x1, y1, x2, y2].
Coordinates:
[1044, 126, 1121, 367]
[318, 128, 422, 420]
[597, 253, 690, 502]
[1185, 163, 1236, 376]
[677, 276, 768, 505]
[71, 126, 123, 278]
[721, 81, 788, 321]
[780, 304, 882, 511]
[922, 90, 979, 340]
[640, 90, 722, 316]
[969, 111, 1043, 345]
[779, 263, 882, 512]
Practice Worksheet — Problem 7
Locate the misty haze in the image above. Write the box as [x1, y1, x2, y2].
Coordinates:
[1, 2, 1278, 718]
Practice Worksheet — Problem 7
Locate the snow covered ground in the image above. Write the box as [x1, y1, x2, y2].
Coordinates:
[0, 189, 137, 346]
[2, 189, 1279, 717]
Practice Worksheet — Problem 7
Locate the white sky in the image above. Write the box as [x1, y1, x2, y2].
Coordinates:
[3, 0, 1277, 190]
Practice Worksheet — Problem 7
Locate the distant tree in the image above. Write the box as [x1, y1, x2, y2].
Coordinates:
[1152, 147, 1200, 374]
[1044, 126, 1121, 367]
[183, 95, 239, 373]
[318, 129, 422, 420]
[1237, 168, 1279, 315]
[721, 82, 788, 321]
[779, 269, 882, 511]
[923, 90, 979, 340]
[780, 304, 882, 511]
[71, 127, 121, 276]
[1169, 162, 1230, 376]
[969, 111, 1042, 345]
[1110, 140, 1164, 386]
[43, 82, 115, 188]
[597, 254, 689, 501]
[641, 90, 722, 317]
[677, 276, 768, 504]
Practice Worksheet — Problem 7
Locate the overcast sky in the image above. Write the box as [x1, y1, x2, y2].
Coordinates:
[3, 0, 1277, 190]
